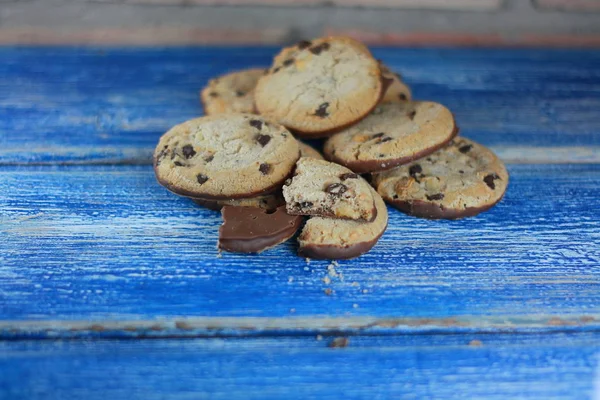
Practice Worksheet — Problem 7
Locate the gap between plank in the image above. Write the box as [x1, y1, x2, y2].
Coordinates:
[2, 315, 599, 340]
[1, 145, 599, 166]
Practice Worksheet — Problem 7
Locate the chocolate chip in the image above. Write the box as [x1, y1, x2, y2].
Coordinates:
[300, 201, 313, 208]
[379, 154, 385, 158]
[249, 119, 263, 130]
[235, 90, 245, 97]
[408, 110, 416, 120]
[379, 136, 393, 143]
[297, 40, 312, 49]
[209, 92, 218, 97]
[409, 164, 422, 178]
[281, 132, 287, 138]
[426, 193, 444, 201]
[259, 163, 271, 175]
[459, 170, 464, 174]
[283, 58, 294, 67]
[339, 173, 358, 180]
[273, 67, 281, 74]
[328, 337, 349, 348]
[393, 194, 399, 199]
[182, 144, 196, 159]
[372, 132, 385, 138]
[398, 93, 407, 101]
[196, 174, 209, 185]
[156, 147, 169, 163]
[325, 183, 347, 196]
[256, 134, 271, 147]
[313, 102, 329, 118]
[174, 161, 184, 167]
[205, 154, 214, 163]
[309, 42, 330, 55]
[459, 144, 473, 153]
[483, 173, 500, 190]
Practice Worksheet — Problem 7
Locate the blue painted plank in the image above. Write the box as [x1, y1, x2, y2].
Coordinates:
[1, 47, 600, 164]
[1, 333, 598, 400]
[1, 164, 599, 326]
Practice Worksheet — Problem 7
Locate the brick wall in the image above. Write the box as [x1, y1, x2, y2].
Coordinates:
[0, 0, 598, 45]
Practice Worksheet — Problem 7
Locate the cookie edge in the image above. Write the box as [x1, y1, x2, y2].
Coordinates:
[327, 123, 459, 174]
[297, 220, 387, 260]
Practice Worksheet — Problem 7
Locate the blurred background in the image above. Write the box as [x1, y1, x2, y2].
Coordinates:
[0, 0, 599, 46]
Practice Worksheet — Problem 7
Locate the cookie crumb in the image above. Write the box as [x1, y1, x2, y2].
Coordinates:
[328, 337, 349, 348]
[469, 339, 483, 347]
[322, 276, 331, 285]
[289, 308, 296, 314]
[305, 258, 311, 264]
[351, 282, 359, 287]
[362, 289, 369, 294]
[352, 303, 359, 309]
[288, 276, 294, 283]
[324, 288, 333, 296]
[316, 334, 323, 341]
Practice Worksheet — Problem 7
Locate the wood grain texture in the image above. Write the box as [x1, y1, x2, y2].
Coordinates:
[1, 164, 599, 331]
[1, 333, 599, 399]
[1, 47, 600, 164]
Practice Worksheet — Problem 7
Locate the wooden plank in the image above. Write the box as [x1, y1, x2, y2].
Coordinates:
[1, 333, 598, 399]
[1, 47, 600, 164]
[1, 164, 599, 330]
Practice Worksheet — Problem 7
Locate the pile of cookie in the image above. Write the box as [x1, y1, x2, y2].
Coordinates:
[153, 36, 508, 259]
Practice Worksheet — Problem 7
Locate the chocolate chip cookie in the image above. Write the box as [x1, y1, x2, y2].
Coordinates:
[380, 64, 412, 103]
[219, 206, 303, 253]
[154, 114, 300, 199]
[254, 36, 384, 137]
[298, 186, 388, 260]
[371, 137, 508, 219]
[324, 101, 457, 173]
[200, 68, 264, 115]
[283, 157, 376, 221]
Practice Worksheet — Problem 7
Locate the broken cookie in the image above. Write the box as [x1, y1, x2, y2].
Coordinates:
[298, 185, 388, 260]
[283, 157, 377, 221]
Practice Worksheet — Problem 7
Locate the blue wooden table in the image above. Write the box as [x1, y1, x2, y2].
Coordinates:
[1, 47, 599, 399]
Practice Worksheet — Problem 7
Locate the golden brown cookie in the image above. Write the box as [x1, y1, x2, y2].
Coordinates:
[371, 137, 508, 219]
[324, 101, 457, 173]
[154, 114, 299, 199]
[255, 37, 384, 137]
[200, 68, 264, 115]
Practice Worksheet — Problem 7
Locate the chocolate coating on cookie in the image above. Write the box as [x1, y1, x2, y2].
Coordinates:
[192, 192, 285, 211]
[218, 206, 303, 253]
[298, 186, 387, 260]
